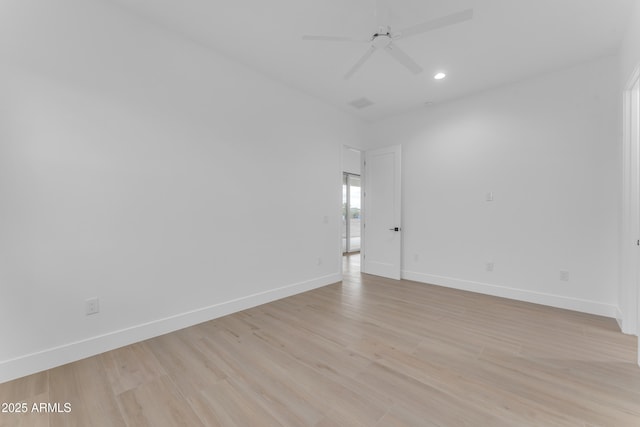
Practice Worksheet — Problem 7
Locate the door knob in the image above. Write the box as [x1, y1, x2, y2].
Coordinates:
[388, 227, 400, 231]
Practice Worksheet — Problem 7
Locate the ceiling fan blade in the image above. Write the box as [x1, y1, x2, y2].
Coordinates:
[395, 8, 473, 40]
[344, 46, 377, 80]
[302, 35, 368, 43]
[384, 44, 422, 74]
[375, 0, 391, 32]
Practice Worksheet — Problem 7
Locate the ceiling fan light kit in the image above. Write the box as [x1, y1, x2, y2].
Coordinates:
[302, 2, 473, 80]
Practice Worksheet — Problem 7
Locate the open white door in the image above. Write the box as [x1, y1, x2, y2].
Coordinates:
[632, 75, 640, 367]
[362, 145, 402, 280]
[624, 68, 640, 365]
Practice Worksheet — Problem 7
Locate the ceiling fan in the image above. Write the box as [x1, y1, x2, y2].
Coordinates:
[302, 1, 473, 79]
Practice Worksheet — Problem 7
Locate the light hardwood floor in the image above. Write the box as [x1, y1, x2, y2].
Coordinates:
[2, 255, 640, 426]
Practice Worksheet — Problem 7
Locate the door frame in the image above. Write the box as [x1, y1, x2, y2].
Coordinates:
[340, 145, 365, 267]
[621, 64, 640, 344]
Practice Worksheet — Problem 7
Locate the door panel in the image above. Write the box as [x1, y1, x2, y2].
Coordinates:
[363, 145, 401, 280]
[632, 77, 640, 366]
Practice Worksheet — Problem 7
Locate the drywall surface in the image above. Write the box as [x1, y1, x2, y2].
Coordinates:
[620, 2, 640, 84]
[0, 0, 362, 382]
[343, 147, 362, 175]
[365, 56, 620, 316]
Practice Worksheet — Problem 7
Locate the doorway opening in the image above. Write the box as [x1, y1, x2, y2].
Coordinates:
[342, 172, 362, 254]
[342, 146, 363, 278]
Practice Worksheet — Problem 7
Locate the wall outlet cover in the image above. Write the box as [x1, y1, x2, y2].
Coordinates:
[85, 297, 100, 315]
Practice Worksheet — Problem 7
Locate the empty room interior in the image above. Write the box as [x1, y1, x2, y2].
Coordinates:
[2, 0, 640, 425]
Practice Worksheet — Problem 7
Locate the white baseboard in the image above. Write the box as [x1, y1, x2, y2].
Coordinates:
[616, 307, 638, 336]
[402, 270, 618, 319]
[0, 273, 342, 384]
[616, 307, 625, 332]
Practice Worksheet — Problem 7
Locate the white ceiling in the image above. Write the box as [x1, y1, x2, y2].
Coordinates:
[111, 0, 633, 121]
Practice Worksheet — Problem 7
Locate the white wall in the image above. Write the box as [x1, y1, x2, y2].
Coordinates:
[0, 0, 362, 383]
[365, 56, 620, 317]
[342, 147, 362, 175]
[620, 2, 640, 84]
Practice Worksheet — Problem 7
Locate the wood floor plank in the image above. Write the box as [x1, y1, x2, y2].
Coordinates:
[197, 332, 326, 426]
[0, 371, 48, 403]
[1, 254, 639, 426]
[100, 341, 167, 395]
[251, 319, 373, 383]
[0, 392, 50, 427]
[240, 332, 388, 427]
[116, 376, 204, 427]
[355, 361, 515, 427]
[48, 356, 126, 427]
[0, 372, 49, 427]
[375, 404, 440, 427]
[144, 331, 226, 398]
[187, 377, 283, 427]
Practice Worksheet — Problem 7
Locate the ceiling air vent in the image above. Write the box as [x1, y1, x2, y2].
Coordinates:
[348, 97, 374, 109]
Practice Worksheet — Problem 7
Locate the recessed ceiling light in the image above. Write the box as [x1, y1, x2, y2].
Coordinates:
[424, 101, 434, 106]
[434, 72, 446, 80]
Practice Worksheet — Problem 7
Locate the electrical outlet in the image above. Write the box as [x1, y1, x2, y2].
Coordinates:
[323, 215, 329, 224]
[486, 192, 494, 202]
[486, 262, 494, 272]
[85, 297, 99, 315]
[414, 253, 419, 262]
[317, 257, 323, 266]
[560, 270, 569, 281]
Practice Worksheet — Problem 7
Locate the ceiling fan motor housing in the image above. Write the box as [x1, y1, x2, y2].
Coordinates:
[371, 33, 392, 48]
